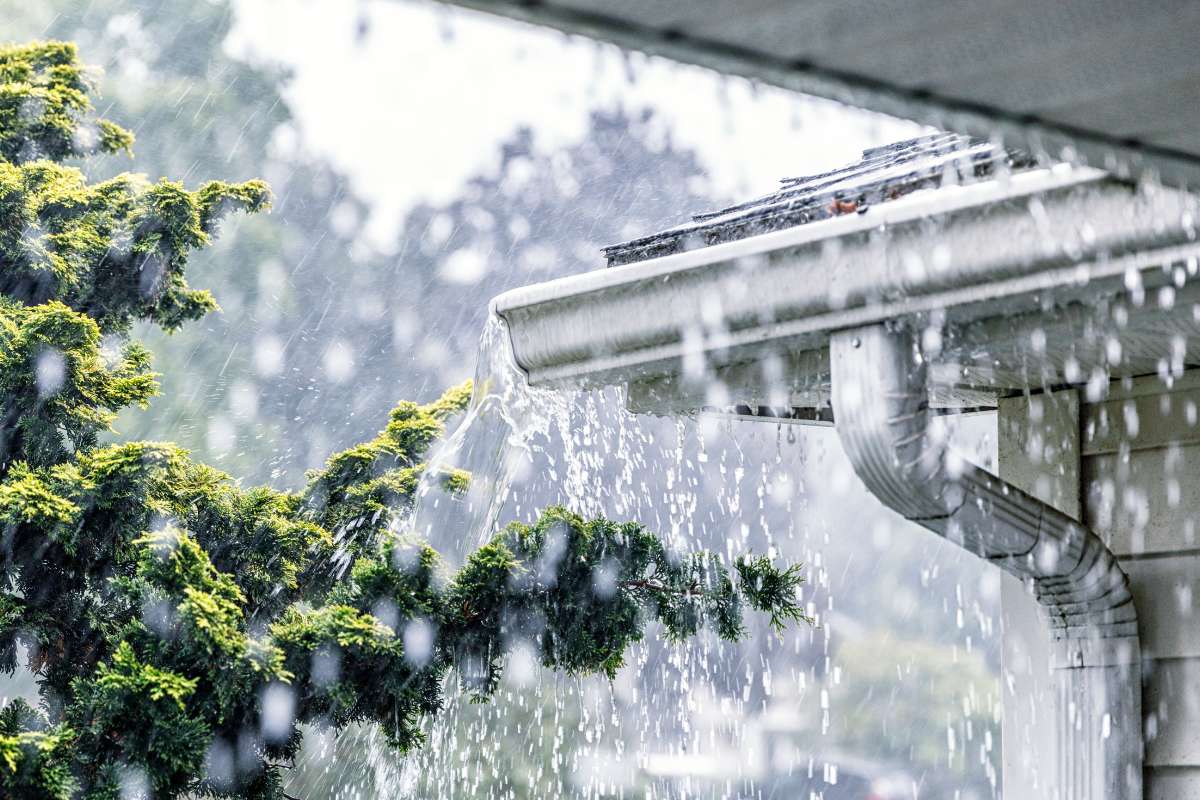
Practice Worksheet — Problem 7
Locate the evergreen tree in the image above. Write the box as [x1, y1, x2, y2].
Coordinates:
[0, 42, 806, 799]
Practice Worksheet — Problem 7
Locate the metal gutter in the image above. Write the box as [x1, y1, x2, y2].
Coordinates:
[493, 167, 1200, 394]
[830, 323, 1141, 800]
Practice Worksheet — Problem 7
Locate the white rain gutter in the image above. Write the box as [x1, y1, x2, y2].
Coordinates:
[492, 166, 1200, 800]
[493, 167, 1199, 392]
[830, 323, 1141, 800]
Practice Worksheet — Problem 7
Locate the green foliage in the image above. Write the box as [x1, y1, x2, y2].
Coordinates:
[0, 155, 269, 335]
[0, 39, 809, 799]
[445, 509, 806, 687]
[0, 41, 132, 164]
[0, 700, 75, 800]
[0, 298, 157, 472]
[735, 554, 812, 633]
[302, 386, 472, 539]
[0, 42, 270, 339]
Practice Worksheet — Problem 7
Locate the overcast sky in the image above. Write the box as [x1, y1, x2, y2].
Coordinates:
[228, 0, 923, 246]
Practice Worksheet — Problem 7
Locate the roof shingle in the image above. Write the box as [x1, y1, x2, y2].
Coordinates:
[603, 132, 1037, 267]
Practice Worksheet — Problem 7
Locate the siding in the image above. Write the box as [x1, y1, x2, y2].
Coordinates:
[1082, 373, 1200, 795]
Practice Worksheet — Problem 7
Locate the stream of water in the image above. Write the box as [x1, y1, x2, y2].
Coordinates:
[405, 313, 573, 560]
[299, 312, 1004, 800]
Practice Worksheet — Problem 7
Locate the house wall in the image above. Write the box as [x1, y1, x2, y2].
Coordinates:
[1083, 372, 1200, 800]
[998, 374, 1200, 800]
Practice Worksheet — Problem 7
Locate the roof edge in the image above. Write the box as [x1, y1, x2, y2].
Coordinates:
[436, 0, 1200, 189]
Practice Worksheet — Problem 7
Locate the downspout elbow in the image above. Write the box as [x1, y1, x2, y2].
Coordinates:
[829, 323, 1142, 800]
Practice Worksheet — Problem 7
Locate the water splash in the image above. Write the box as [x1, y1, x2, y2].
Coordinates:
[408, 312, 572, 558]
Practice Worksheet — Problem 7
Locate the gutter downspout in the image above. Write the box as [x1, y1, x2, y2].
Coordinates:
[830, 323, 1141, 800]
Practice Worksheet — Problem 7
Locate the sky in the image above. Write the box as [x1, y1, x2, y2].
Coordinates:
[228, 0, 924, 246]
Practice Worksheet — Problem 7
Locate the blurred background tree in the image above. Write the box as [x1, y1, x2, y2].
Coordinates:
[828, 632, 1000, 797]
